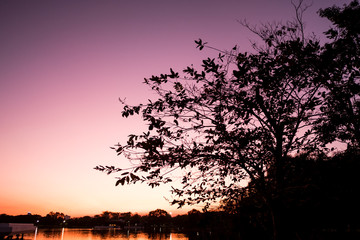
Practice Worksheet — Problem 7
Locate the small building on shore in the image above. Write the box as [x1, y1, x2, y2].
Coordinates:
[0, 223, 36, 239]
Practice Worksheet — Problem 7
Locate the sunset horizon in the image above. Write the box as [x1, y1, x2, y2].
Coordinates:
[1, 0, 354, 221]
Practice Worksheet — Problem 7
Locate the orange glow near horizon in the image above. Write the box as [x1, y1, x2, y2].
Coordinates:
[0, 0, 350, 218]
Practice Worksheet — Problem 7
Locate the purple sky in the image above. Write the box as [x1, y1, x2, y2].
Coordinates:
[0, 0, 350, 217]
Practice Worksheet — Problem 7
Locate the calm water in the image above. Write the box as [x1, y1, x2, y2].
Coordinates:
[21, 228, 188, 240]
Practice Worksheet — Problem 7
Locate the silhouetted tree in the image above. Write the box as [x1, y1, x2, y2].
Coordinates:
[222, 149, 360, 239]
[130, 213, 142, 226]
[147, 209, 171, 228]
[96, 1, 359, 239]
[66, 215, 94, 227]
[315, 0, 360, 148]
[42, 211, 65, 226]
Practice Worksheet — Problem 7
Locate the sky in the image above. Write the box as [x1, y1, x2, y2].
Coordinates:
[0, 0, 351, 217]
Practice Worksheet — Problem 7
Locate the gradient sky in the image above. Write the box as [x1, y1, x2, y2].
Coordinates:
[0, 0, 350, 217]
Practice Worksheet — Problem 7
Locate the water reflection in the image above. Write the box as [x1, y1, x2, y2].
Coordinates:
[60, 228, 64, 240]
[22, 228, 188, 240]
[34, 227, 38, 240]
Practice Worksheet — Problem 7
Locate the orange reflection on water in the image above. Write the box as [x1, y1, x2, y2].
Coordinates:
[27, 228, 188, 240]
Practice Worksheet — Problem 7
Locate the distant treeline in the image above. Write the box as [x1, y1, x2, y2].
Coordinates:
[0, 208, 232, 231]
[1, 150, 360, 239]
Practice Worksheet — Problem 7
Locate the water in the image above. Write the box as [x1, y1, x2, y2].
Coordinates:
[21, 228, 188, 240]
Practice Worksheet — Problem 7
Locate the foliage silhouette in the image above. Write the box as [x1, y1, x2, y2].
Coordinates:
[146, 209, 171, 228]
[315, 1, 360, 148]
[96, 1, 360, 239]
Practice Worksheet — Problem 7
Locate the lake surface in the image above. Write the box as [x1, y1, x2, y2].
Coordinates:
[22, 228, 188, 240]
